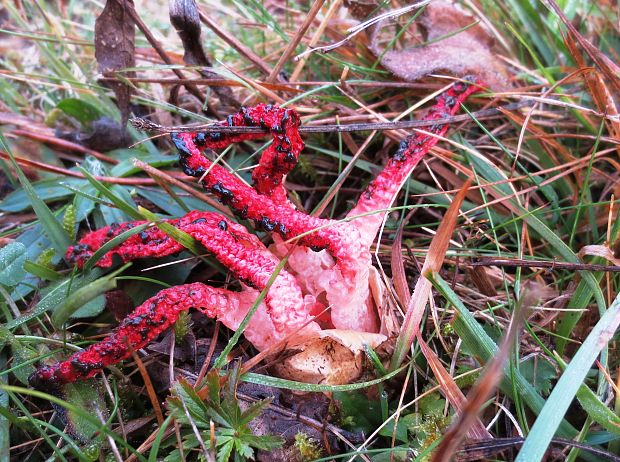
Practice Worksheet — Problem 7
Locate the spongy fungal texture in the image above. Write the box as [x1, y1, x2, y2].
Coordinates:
[29, 81, 481, 387]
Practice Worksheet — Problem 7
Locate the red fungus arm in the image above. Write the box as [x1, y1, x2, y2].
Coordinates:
[171, 132, 356, 261]
[67, 211, 311, 333]
[186, 104, 304, 204]
[347, 79, 482, 246]
[29, 283, 243, 386]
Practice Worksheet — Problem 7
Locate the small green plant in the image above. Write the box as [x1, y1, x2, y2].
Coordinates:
[294, 432, 323, 461]
[167, 363, 283, 462]
[173, 310, 192, 344]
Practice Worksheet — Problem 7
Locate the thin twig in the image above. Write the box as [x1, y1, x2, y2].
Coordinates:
[133, 159, 232, 217]
[98, 75, 442, 89]
[471, 257, 620, 273]
[10, 129, 118, 164]
[130, 100, 530, 134]
[0, 151, 157, 185]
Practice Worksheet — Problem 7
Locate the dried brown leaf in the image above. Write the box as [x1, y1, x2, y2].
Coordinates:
[578, 244, 620, 266]
[94, 0, 135, 126]
[371, 0, 510, 90]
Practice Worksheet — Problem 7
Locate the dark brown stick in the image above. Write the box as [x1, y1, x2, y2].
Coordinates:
[131, 101, 530, 134]
[471, 257, 620, 273]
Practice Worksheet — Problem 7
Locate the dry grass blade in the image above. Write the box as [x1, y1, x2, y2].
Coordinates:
[266, 0, 328, 83]
[389, 179, 472, 371]
[390, 209, 415, 307]
[430, 283, 537, 462]
[417, 335, 491, 440]
[197, 10, 273, 76]
[545, 0, 620, 96]
[128, 343, 164, 426]
[563, 35, 620, 156]
[290, 0, 343, 82]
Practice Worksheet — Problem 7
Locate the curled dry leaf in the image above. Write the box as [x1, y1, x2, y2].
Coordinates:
[272, 329, 387, 385]
[578, 244, 620, 266]
[360, 0, 510, 90]
[94, 0, 136, 126]
[169, 0, 238, 110]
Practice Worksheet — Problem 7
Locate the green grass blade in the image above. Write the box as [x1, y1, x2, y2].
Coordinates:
[51, 263, 130, 327]
[515, 291, 620, 461]
[5, 269, 103, 330]
[1, 385, 148, 462]
[0, 134, 72, 255]
[242, 364, 407, 392]
[429, 272, 578, 438]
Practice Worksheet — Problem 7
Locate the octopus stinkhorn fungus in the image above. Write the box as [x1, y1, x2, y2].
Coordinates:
[29, 79, 481, 388]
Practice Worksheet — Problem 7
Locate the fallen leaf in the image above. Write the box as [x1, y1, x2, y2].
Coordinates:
[95, 0, 136, 126]
[56, 117, 128, 152]
[368, 0, 510, 90]
[578, 244, 620, 266]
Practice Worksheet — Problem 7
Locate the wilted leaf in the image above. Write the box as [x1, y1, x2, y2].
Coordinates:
[95, 0, 136, 126]
[578, 244, 620, 266]
[0, 241, 27, 287]
[368, 0, 509, 90]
